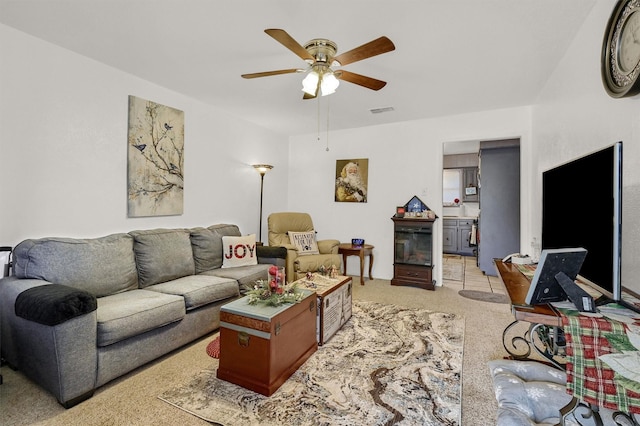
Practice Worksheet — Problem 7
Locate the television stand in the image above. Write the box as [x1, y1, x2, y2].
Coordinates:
[497, 259, 640, 424]
[494, 259, 566, 369]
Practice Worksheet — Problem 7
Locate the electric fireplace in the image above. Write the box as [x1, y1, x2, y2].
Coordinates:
[391, 217, 436, 290]
[394, 223, 433, 265]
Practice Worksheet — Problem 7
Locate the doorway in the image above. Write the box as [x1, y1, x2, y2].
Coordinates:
[442, 139, 521, 276]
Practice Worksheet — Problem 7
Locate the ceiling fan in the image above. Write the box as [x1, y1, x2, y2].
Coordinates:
[241, 29, 395, 99]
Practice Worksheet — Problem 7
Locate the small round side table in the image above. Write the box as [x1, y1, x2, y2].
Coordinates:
[338, 243, 374, 285]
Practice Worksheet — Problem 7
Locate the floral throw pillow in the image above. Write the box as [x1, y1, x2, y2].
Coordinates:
[288, 231, 320, 256]
[221, 234, 258, 268]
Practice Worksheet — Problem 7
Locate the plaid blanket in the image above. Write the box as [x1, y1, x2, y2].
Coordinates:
[515, 263, 536, 280]
[560, 306, 640, 414]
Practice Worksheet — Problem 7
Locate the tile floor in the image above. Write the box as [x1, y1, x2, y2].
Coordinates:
[442, 255, 507, 294]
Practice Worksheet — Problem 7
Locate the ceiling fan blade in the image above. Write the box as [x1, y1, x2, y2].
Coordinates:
[241, 69, 301, 79]
[303, 92, 317, 100]
[265, 29, 314, 62]
[333, 36, 395, 66]
[336, 70, 387, 91]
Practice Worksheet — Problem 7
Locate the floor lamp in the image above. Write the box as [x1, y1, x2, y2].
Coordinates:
[253, 164, 273, 244]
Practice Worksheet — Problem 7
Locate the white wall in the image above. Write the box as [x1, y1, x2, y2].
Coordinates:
[286, 0, 640, 296]
[533, 0, 640, 294]
[288, 107, 533, 283]
[0, 24, 289, 245]
[6, 1, 636, 296]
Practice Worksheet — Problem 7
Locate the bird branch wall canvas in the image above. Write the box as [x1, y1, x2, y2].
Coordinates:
[127, 95, 184, 217]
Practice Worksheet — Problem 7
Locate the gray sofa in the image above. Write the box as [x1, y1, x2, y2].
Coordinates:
[0, 224, 282, 408]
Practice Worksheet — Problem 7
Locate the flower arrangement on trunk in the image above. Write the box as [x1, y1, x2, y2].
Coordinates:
[245, 265, 305, 307]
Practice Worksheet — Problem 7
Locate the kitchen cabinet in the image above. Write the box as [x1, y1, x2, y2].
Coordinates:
[462, 167, 479, 202]
[443, 218, 475, 256]
[443, 223, 457, 253]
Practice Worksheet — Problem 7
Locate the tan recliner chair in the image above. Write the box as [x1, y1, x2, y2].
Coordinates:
[267, 212, 341, 282]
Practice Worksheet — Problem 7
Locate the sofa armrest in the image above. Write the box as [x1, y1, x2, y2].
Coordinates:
[256, 245, 287, 261]
[0, 277, 98, 407]
[273, 243, 297, 251]
[318, 239, 340, 254]
[257, 245, 287, 268]
[15, 284, 97, 326]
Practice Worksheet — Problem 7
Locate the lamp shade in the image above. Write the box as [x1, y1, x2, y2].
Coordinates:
[253, 164, 273, 176]
[321, 72, 340, 96]
[302, 71, 320, 96]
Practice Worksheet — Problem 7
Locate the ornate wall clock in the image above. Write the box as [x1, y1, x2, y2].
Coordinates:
[602, 0, 640, 98]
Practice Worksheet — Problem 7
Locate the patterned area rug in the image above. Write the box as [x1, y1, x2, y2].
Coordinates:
[159, 300, 464, 426]
[458, 290, 510, 304]
[443, 255, 464, 281]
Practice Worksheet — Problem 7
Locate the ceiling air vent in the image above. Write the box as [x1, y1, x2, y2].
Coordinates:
[369, 106, 395, 114]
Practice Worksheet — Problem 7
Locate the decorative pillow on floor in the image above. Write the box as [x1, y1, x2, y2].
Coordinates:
[288, 231, 319, 255]
[206, 336, 220, 359]
[221, 234, 258, 268]
[489, 360, 572, 426]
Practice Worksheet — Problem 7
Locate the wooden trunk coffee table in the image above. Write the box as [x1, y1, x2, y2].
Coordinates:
[294, 275, 353, 345]
[217, 290, 317, 396]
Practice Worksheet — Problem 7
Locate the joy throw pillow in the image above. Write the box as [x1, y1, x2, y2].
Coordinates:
[222, 234, 258, 268]
[289, 231, 319, 256]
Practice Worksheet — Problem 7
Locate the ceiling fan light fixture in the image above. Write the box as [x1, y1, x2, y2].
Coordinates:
[246, 30, 394, 98]
[302, 71, 319, 95]
[320, 72, 339, 96]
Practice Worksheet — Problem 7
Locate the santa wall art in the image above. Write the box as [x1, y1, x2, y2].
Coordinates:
[335, 159, 368, 203]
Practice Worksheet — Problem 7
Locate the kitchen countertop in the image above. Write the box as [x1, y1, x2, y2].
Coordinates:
[443, 216, 477, 220]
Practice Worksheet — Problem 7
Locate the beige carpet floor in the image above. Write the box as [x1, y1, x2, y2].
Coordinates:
[0, 276, 525, 426]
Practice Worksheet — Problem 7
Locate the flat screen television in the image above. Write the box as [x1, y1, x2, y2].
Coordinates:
[541, 141, 622, 302]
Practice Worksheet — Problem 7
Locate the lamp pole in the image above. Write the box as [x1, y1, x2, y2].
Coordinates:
[253, 164, 273, 243]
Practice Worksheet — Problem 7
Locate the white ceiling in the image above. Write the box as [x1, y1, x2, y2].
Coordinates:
[0, 0, 597, 137]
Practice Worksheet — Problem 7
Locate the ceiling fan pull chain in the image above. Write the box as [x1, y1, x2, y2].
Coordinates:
[325, 95, 330, 152]
[317, 95, 321, 143]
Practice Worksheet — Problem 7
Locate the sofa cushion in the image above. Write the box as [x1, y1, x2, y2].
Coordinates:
[190, 227, 224, 273]
[130, 228, 195, 287]
[146, 275, 239, 310]
[202, 264, 270, 294]
[295, 253, 342, 274]
[96, 289, 185, 347]
[12, 234, 138, 297]
[191, 224, 242, 272]
[15, 284, 97, 326]
[208, 224, 241, 238]
[221, 234, 258, 268]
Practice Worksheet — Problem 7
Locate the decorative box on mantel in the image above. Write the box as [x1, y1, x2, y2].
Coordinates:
[391, 196, 438, 290]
